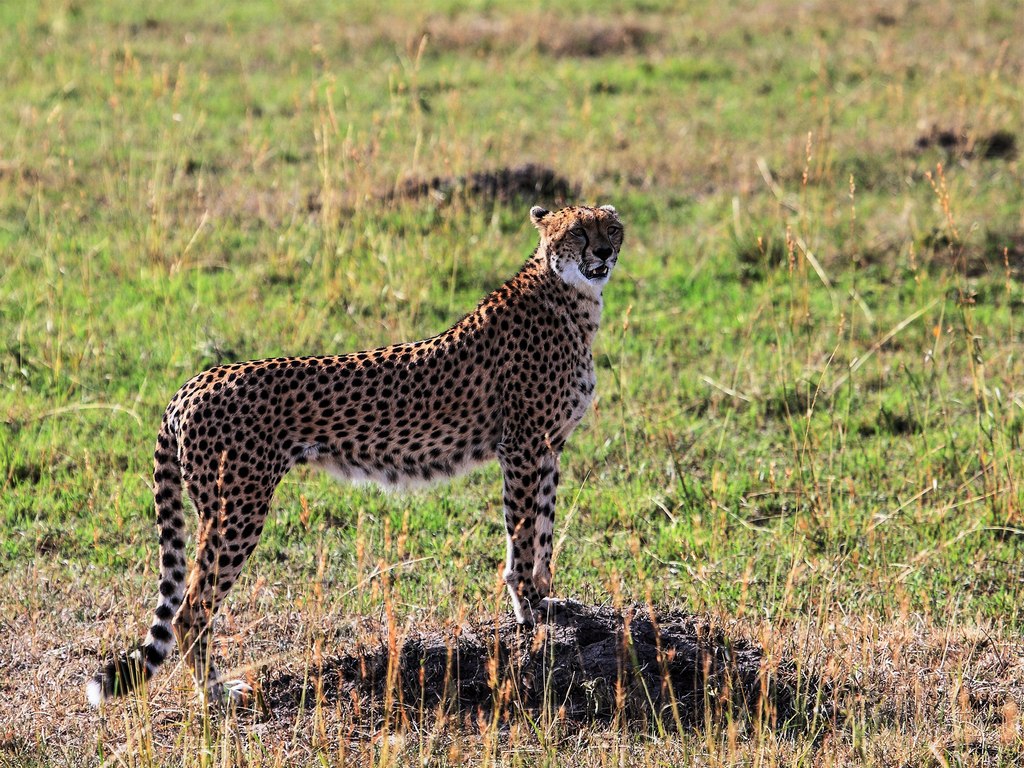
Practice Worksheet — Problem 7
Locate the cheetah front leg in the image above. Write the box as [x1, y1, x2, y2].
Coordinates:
[531, 453, 560, 601]
[497, 445, 557, 624]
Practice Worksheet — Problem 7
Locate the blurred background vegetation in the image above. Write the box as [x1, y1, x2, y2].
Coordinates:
[0, 1, 1022, 765]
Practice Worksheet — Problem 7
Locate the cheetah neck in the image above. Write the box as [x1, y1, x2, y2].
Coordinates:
[536, 248, 605, 345]
[473, 249, 604, 349]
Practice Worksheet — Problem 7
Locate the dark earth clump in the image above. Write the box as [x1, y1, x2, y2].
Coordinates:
[735, 235, 789, 282]
[858, 405, 921, 437]
[761, 385, 815, 422]
[922, 228, 1024, 278]
[914, 127, 1017, 160]
[262, 601, 824, 732]
[914, 127, 967, 152]
[385, 163, 578, 206]
[976, 130, 1017, 160]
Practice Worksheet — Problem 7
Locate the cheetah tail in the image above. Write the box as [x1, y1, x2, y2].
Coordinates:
[87, 416, 187, 707]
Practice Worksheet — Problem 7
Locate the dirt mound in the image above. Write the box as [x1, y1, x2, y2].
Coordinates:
[421, 16, 658, 58]
[386, 164, 578, 206]
[262, 601, 819, 730]
[914, 127, 1017, 160]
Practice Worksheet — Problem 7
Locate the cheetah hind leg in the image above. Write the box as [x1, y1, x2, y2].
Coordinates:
[172, 483, 271, 708]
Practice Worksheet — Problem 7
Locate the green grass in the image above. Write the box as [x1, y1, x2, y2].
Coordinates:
[1, 0, 1022, 766]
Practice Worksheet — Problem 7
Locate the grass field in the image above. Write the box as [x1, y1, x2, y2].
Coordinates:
[1, 0, 1022, 765]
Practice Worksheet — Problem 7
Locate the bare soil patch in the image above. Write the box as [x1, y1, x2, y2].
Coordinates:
[262, 601, 817, 730]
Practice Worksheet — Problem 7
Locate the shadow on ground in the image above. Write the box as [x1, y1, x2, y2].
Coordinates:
[262, 601, 825, 731]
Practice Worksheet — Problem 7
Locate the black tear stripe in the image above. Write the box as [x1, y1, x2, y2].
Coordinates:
[579, 231, 591, 274]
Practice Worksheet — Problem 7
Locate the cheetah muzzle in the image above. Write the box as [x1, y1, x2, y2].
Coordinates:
[87, 204, 624, 708]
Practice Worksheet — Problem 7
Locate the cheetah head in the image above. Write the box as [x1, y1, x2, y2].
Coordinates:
[530, 204, 624, 297]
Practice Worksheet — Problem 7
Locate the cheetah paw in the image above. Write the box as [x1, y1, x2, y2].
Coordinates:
[531, 597, 570, 624]
[200, 679, 254, 710]
[223, 679, 254, 706]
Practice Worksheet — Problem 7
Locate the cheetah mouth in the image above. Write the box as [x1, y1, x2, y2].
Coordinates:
[582, 263, 610, 280]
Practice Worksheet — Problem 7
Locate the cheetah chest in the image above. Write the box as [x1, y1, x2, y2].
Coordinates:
[557, 357, 596, 442]
[576, 362, 597, 416]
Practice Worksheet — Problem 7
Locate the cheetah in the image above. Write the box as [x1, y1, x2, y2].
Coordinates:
[87, 203, 624, 707]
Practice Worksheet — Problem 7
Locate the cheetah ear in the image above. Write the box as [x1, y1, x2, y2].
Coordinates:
[599, 204, 618, 216]
[530, 206, 550, 230]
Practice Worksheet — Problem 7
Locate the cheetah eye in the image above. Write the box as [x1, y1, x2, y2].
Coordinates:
[607, 225, 621, 235]
[569, 227, 586, 238]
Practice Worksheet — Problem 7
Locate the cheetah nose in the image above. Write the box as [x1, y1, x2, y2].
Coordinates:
[594, 246, 613, 259]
